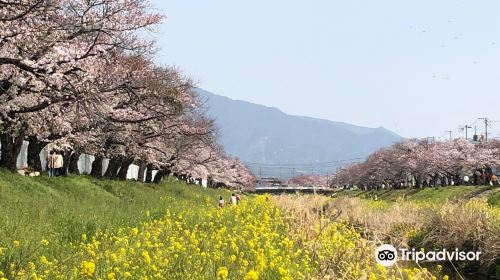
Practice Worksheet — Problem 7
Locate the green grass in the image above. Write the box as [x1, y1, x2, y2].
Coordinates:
[488, 190, 500, 206]
[0, 169, 497, 279]
[336, 185, 500, 206]
[0, 169, 231, 259]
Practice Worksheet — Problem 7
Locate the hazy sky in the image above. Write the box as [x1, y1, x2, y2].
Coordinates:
[150, 0, 500, 139]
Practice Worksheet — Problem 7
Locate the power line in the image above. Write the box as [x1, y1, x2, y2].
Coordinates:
[246, 156, 368, 179]
[243, 156, 366, 166]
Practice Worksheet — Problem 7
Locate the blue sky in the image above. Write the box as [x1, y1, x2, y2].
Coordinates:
[150, 0, 500, 139]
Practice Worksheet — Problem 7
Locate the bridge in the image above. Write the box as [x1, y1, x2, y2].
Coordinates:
[254, 185, 335, 195]
[252, 177, 335, 195]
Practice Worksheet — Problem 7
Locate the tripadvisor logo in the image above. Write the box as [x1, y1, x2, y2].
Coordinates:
[375, 244, 398, 267]
[375, 244, 481, 267]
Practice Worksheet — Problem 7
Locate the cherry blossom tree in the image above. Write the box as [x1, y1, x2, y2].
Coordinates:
[335, 139, 500, 189]
[1, 0, 257, 189]
[289, 174, 328, 187]
[1, 0, 162, 170]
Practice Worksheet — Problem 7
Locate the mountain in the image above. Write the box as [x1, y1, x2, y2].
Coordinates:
[196, 89, 402, 177]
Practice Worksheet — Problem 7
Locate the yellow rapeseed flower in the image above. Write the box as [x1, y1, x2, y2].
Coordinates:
[244, 270, 259, 280]
[80, 260, 95, 277]
[40, 256, 50, 265]
[28, 262, 36, 271]
[217, 266, 229, 279]
[278, 267, 287, 276]
[142, 251, 151, 264]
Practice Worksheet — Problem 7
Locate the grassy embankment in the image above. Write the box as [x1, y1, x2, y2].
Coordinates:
[0, 170, 230, 279]
[334, 185, 500, 207]
[316, 185, 500, 279]
[0, 169, 231, 247]
[0, 169, 440, 279]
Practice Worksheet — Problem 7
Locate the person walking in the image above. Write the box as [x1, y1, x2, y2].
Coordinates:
[218, 195, 225, 208]
[54, 151, 64, 177]
[230, 193, 237, 205]
[46, 150, 56, 177]
[235, 193, 241, 204]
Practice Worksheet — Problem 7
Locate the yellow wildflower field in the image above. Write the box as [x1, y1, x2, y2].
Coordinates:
[1, 194, 439, 280]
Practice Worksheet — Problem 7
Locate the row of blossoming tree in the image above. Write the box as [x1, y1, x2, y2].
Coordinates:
[0, 0, 255, 187]
[336, 139, 500, 189]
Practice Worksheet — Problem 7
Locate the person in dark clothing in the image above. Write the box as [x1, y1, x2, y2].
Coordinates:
[218, 195, 225, 208]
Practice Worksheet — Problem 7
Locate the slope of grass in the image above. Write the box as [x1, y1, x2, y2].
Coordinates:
[0, 169, 440, 280]
[0, 169, 231, 250]
[336, 186, 500, 206]
[488, 190, 500, 206]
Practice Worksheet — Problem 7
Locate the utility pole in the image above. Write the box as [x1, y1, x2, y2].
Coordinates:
[426, 136, 435, 147]
[463, 125, 472, 140]
[336, 167, 340, 188]
[445, 130, 452, 141]
[478, 118, 491, 143]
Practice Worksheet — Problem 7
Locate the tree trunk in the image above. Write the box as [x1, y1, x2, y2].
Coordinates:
[90, 157, 103, 178]
[104, 158, 120, 179]
[137, 163, 146, 182]
[145, 164, 153, 183]
[117, 158, 133, 180]
[68, 152, 80, 174]
[0, 133, 24, 171]
[415, 176, 422, 188]
[153, 169, 166, 184]
[27, 136, 45, 171]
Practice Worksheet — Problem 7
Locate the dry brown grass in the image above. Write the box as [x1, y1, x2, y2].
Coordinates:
[273, 194, 500, 278]
[273, 195, 332, 241]
[327, 196, 500, 267]
[272, 195, 439, 279]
